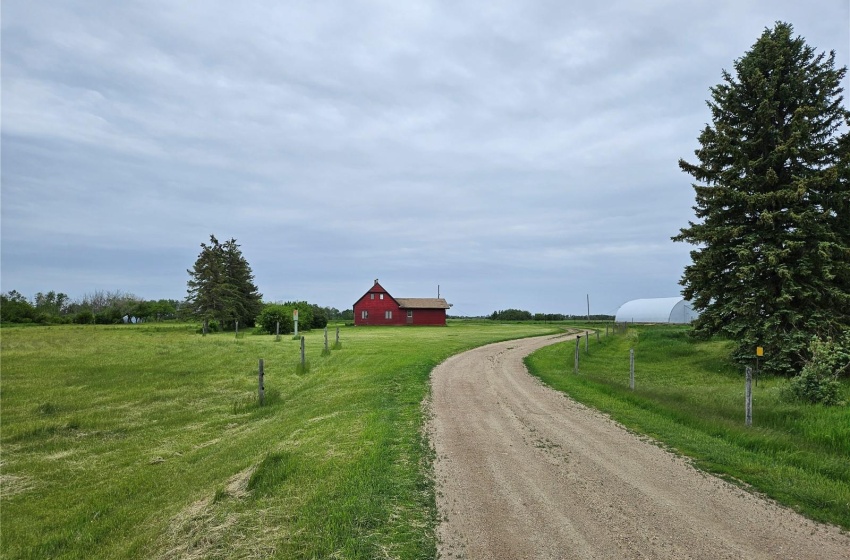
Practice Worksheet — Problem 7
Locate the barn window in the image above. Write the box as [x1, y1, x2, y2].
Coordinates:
[361, 310, 368, 319]
[380, 294, 384, 300]
[407, 310, 413, 318]
[385, 310, 392, 319]
[370, 294, 374, 300]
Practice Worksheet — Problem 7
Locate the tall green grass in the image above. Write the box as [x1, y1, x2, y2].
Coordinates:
[1, 321, 559, 559]
[525, 324, 850, 529]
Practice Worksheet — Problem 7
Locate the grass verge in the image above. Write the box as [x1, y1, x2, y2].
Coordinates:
[525, 324, 850, 530]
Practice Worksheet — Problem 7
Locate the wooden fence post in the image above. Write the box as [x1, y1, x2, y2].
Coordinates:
[301, 336, 306, 367]
[258, 359, 265, 406]
[574, 336, 580, 373]
[585, 331, 589, 353]
[336, 326, 340, 346]
[275, 321, 280, 342]
[235, 320, 239, 338]
[629, 349, 635, 390]
[745, 366, 753, 426]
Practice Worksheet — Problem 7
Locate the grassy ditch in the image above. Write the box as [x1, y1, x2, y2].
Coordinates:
[525, 324, 850, 530]
[1, 321, 559, 559]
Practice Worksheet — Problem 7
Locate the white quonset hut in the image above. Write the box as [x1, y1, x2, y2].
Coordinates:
[615, 297, 699, 324]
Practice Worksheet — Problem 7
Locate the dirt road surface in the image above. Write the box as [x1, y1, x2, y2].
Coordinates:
[429, 334, 850, 559]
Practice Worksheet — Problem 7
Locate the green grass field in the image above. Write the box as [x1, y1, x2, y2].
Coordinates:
[0, 321, 560, 559]
[525, 324, 850, 530]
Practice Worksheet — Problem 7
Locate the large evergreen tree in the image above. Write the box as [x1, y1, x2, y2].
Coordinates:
[674, 22, 850, 376]
[186, 235, 263, 329]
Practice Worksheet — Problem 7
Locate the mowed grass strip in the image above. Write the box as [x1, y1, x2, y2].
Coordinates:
[1, 321, 559, 559]
[525, 324, 850, 530]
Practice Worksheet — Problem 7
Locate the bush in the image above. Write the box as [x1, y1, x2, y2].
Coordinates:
[73, 310, 95, 324]
[95, 308, 123, 324]
[256, 305, 294, 335]
[310, 305, 329, 329]
[0, 294, 37, 323]
[282, 301, 313, 332]
[785, 369, 843, 406]
[784, 335, 849, 406]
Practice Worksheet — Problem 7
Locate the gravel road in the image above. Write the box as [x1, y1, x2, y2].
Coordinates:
[428, 333, 850, 559]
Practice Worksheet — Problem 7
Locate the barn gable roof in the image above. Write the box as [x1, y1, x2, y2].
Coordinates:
[352, 280, 400, 308]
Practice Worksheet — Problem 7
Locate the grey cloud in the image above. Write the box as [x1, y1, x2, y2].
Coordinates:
[2, 0, 847, 315]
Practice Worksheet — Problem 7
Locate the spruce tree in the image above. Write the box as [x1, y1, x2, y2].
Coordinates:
[674, 22, 850, 376]
[186, 235, 263, 329]
[221, 237, 263, 326]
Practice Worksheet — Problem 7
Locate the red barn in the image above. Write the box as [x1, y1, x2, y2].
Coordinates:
[353, 280, 451, 326]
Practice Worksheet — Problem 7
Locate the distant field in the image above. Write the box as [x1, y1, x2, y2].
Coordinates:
[1, 321, 561, 559]
[526, 324, 850, 530]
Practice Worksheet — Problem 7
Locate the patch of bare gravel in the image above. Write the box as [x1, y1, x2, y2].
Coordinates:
[429, 334, 850, 559]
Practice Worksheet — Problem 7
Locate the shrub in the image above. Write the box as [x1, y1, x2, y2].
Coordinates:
[73, 310, 95, 324]
[0, 293, 37, 323]
[784, 334, 849, 406]
[310, 305, 329, 329]
[282, 301, 313, 331]
[256, 304, 294, 335]
[95, 308, 122, 324]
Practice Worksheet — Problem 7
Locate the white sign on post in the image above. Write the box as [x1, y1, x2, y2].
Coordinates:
[293, 309, 299, 337]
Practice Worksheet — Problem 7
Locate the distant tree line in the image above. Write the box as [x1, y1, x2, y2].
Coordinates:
[488, 309, 614, 321]
[0, 289, 182, 325]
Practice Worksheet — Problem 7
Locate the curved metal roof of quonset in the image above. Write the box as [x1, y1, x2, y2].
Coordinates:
[615, 297, 690, 323]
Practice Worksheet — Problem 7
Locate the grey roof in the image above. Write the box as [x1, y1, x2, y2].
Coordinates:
[395, 298, 451, 309]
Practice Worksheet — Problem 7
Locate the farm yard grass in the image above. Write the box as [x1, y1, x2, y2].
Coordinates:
[1, 321, 560, 559]
[526, 324, 850, 530]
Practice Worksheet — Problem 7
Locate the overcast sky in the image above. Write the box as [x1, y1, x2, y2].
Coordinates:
[2, 1, 848, 316]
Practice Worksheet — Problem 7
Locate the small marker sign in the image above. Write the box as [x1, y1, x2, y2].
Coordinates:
[756, 346, 764, 357]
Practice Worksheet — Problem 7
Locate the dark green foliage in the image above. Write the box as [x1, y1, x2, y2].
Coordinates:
[185, 235, 263, 329]
[1, 291, 37, 323]
[281, 301, 314, 330]
[195, 320, 221, 334]
[95, 307, 123, 324]
[786, 331, 850, 405]
[490, 309, 533, 321]
[674, 22, 850, 376]
[73, 310, 95, 324]
[489, 310, 612, 321]
[34, 291, 70, 316]
[808, 330, 850, 379]
[785, 367, 843, 406]
[256, 304, 295, 335]
[309, 304, 329, 329]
